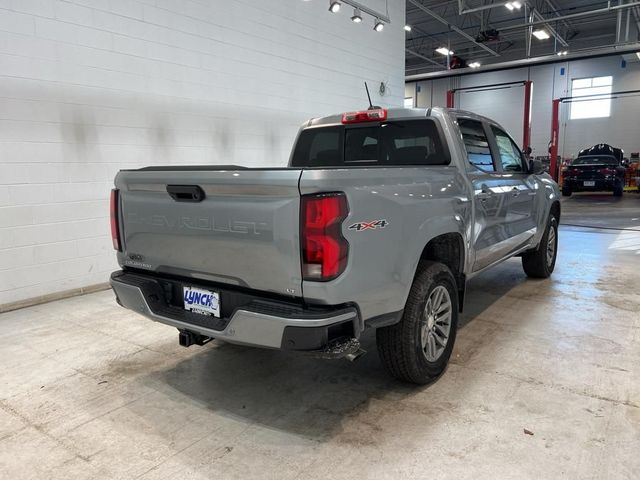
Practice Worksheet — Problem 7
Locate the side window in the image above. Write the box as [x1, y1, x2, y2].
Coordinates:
[458, 119, 495, 172]
[491, 127, 525, 172]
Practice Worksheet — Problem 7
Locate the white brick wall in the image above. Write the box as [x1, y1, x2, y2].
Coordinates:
[0, 0, 406, 306]
[410, 56, 640, 158]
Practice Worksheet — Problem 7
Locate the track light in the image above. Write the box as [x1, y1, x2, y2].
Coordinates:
[532, 29, 550, 40]
[468, 61, 481, 68]
[374, 19, 384, 32]
[404, 25, 412, 32]
[351, 8, 362, 23]
[436, 47, 454, 56]
[329, 1, 341, 13]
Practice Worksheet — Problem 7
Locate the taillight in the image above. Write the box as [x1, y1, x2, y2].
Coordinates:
[342, 108, 387, 124]
[565, 168, 579, 176]
[598, 168, 615, 175]
[110, 189, 121, 251]
[301, 193, 349, 281]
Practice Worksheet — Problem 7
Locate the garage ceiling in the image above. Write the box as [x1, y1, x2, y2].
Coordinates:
[406, 0, 640, 75]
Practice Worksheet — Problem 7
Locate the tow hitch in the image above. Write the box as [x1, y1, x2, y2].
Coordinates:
[178, 330, 213, 348]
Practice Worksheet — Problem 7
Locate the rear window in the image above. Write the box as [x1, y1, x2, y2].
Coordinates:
[291, 119, 450, 167]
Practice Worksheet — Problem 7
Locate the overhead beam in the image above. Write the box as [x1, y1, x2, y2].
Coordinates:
[499, 1, 640, 32]
[531, 9, 569, 47]
[406, 42, 640, 80]
[406, 48, 446, 67]
[408, 0, 500, 57]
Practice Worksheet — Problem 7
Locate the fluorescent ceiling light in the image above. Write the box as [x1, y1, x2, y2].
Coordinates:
[505, 1, 521, 10]
[351, 8, 362, 22]
[556, 50, 568, 56]
[404, 25, 412, 32]
[374, 19, 384, 32]
[468, 61, 481, 68]
[329, 1, 341, 13]
[532, 29, 550, 40]
[436, 47, 454, 56]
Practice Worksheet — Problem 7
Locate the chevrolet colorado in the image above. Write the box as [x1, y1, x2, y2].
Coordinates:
[110, 107, 561, 384]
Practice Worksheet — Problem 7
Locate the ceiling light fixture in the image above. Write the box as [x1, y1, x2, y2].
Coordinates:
[374, 19, 384, 32]
[436, 47, 454, 56]
[532, 29, 550, 40]
[351, 7, 362, 22]
[505, 1, 522, 10]
[404, 25, 412, 32]
[329, 1, 341, 13]
[468, 61, 481, 68]
[556, 50, 568, 56]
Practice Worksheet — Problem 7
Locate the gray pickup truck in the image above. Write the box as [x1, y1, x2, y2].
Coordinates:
[110, 107, 560, 384]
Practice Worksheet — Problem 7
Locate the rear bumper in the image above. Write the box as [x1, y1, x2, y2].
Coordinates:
[563, 178, 618, 191]
[110, 270, 360, 352]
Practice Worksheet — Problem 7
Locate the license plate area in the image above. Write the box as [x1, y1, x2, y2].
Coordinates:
[583, 181, 595, 187]
[183, 286, 220, 317]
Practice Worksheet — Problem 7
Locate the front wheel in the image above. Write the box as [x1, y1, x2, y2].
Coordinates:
[522, 215, 558, 278]
[376, 261, 459, 384]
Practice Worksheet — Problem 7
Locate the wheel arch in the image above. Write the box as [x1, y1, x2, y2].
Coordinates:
[416, 232, 467, 312]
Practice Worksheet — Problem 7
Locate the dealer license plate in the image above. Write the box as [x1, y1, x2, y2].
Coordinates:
[183, 286, 220, 317]
[583, 181, 595, 187]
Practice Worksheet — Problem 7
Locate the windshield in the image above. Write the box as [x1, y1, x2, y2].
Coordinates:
[291, 119, 450, 167]
[573, 156, 618, 166]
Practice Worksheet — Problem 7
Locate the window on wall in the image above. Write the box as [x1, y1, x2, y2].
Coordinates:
[570, 76, 613, 120]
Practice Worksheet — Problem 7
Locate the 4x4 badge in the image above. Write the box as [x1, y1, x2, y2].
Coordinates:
[348, 219, 388, 231]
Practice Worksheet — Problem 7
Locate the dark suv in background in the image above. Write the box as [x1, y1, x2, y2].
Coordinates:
[562, 144, 626, 197]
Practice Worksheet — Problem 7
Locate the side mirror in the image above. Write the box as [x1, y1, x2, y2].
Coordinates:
[621, 158, 629, 167]
[529, 159, 545, 175]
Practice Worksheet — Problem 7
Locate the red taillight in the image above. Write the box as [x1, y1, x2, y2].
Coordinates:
[565, 168, 579, 176]
[301, 193, 349, 281]
[598, 168, 615, 175]
[342, 108, 387, 124]
[110, 189, 121, 251]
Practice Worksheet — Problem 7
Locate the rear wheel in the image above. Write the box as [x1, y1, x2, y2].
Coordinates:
[522, 215, 558, 278]
[376, 261, 458, 384]
[613, 183, 623, 197]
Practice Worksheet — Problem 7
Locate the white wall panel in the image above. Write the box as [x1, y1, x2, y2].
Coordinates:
[0, 0, 405, 306]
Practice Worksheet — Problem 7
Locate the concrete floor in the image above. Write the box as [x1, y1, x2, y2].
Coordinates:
[1, 193, 639, 480]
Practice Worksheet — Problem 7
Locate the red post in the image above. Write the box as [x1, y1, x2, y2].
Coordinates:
[522, 81, 533, 153]
[446, 90, 455, 108]
[549, 98, 561, 181]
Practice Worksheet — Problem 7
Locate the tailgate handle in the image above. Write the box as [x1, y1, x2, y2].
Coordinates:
[166, 185, 205, 202]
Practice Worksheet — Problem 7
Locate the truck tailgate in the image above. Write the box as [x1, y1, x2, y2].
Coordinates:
[115, 168, 303, 296]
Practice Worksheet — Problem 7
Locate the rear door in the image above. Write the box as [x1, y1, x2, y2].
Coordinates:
[457, 118, 511, 271]
[488, 125, 538, 249]
[115, 168, 303, 297]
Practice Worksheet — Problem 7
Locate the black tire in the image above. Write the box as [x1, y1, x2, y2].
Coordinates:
[522, 215, 558, 278]
[613, 183, 623, 197]
[561, 185, 572, 197]
[376, 261, 459, 384]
